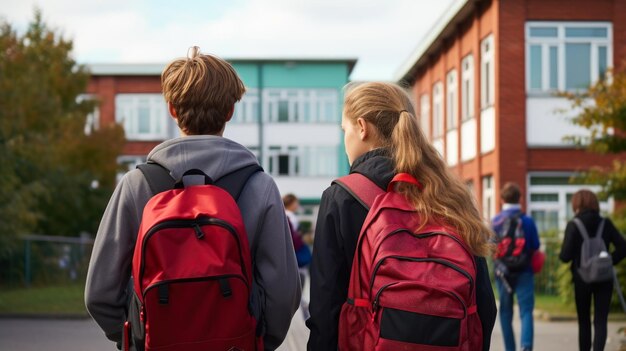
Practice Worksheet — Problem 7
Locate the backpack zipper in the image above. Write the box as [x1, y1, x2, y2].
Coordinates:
[368, 255, 474, 301]
[138, 217, 248, 292]
[372, 281, 468, 319]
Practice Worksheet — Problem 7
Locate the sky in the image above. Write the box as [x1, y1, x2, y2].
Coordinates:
[0, 0, 456, 81]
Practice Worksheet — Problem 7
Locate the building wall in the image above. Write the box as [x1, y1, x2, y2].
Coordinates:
[408, 0, 626, 228]
[411, 0, 498, 218]
[86, 61, 353, 205]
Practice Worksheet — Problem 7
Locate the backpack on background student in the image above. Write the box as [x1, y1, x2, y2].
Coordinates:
[335, 173, 482, 351]
[572, 218, 613, 284]
[494, 212, 530, 274]
[124, 163, 263, 351]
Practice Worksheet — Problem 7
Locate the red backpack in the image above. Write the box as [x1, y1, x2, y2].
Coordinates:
[335, 173, 482, 351]
[124, 164, 263, 351]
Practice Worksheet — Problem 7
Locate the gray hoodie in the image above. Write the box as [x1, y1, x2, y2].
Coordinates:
[85, 135, 301, 350]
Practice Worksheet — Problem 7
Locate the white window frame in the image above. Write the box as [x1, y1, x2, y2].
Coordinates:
[446, 69, 458, 131]
[482, 175, 495, 221]
[263, 89, 338, 123]
[527, 172, 613, 232]
[481, 34, 495, 109]
[77, 94, 100, 135]
[265, 145, 338, 177]
[432, 82, 444, 138]
[461, 54, 474, 121]
[115, 94, 170, 141]
[420, 94, 431, 140]
[232, 88, 259, 123]
[525, 21, 613, 93]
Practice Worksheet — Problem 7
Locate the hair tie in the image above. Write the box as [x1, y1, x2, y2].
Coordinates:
[187, 46, 201, 60]
[399, 110, 409, 115]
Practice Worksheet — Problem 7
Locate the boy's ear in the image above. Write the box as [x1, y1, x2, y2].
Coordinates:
[225, 105, 235, 122]
[167, 102, 178, 120]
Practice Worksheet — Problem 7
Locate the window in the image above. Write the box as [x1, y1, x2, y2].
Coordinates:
[264, 89, 338, 123]
[482, 175, 495, 220]
[481, 35, 495, 108]
[266, 145, 338, 177]
[115, 94, 171, 140]
[420, 94, 430, 139]
[526, 22, 612, 92]
[527, 173, 612, 231]
[432, 82, 444, 138]
[77, 94, 100, 135]
[461, 55, 474, 121]
[446, 70, 458, 130]
[232, 89, 259, 123]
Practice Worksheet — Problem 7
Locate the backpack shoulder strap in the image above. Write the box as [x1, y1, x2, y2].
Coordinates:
[215, 164, 263, 201]
[595, 218, 606, 238]
[333, 173, 384, 210]
[137, 162, 263, 201]
[137, 163, 176, 195]
[573, 218, 591, 240]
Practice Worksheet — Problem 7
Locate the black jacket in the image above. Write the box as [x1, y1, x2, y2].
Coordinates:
[306, 148, 497, 351]
[559, 209, 626, 280]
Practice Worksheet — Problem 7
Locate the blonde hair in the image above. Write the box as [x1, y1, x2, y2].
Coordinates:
[343, 82, 492, 257]
[162, 46, 246, 135]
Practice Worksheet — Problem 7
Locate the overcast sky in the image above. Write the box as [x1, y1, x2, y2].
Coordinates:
[0, 0, 456, 81]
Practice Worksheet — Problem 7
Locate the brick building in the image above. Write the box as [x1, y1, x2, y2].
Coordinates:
[85, 59, 355, 225]
[396, 0, 626, 232]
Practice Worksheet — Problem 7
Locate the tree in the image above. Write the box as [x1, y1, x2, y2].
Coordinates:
[0, 10, 125, 246]
[563, 66, 626, 203]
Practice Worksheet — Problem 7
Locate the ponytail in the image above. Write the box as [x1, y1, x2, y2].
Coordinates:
[345, 82, 493, 257]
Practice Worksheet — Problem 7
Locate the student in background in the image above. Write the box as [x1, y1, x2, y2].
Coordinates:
[560, 190, 626, 351]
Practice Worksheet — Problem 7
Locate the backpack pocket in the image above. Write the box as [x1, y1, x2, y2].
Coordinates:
[143, 276, 256, 351]
[373, 282, 468, 351]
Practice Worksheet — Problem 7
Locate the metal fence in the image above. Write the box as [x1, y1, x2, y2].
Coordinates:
[0, 235, 94, 288]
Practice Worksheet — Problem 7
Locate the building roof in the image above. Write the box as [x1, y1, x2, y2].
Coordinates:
[88, 58, 358, 76]
[394, 0, 478, 85]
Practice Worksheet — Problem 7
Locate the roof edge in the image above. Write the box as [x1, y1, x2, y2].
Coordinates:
[394, 0, 476, 84]
[87, 58, 359, 76]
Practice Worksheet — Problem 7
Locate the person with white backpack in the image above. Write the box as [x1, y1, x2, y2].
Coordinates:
[559, 189, 626, 351]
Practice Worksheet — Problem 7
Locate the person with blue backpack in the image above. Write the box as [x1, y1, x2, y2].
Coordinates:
[560, 189, 626, 351]
[306, 81, 497, 351]
[85, 47, 300, 351]
[492, 182, 540, 351]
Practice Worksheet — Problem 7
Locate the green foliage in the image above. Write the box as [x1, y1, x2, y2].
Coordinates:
[563, 66, 626, 200]
[535, 229, 569, 296]
[0, 10, 124, 246]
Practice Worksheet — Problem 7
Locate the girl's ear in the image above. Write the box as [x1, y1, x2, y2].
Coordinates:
[356, 117, 369, 141]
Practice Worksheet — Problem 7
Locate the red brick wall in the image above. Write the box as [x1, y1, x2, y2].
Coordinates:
[412, 0, 498, 214]
[408, 0, 626, 214]
[86, 75, 163, 156]
[497, 0, 528, 208]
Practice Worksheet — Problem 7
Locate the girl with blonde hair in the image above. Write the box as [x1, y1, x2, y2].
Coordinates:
[306, 81, 496, 350]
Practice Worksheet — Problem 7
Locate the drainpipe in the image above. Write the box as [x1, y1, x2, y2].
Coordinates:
[257, 63, 264, 165]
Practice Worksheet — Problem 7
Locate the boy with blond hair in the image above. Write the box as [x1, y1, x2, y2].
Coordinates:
[85, 47, 300, 350]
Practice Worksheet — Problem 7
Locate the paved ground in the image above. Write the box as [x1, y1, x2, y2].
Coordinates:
[1, 275, 624, 351]
[0, 315, 624, 351]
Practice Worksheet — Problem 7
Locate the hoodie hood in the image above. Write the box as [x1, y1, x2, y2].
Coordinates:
[147, 135, 259, 181]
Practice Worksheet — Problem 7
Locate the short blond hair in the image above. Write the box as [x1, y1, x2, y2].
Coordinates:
[162, 47, 246, 135]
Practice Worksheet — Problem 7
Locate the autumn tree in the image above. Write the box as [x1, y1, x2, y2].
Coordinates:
[564, 65, 626, 205]
[0, 10, 124, 252]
